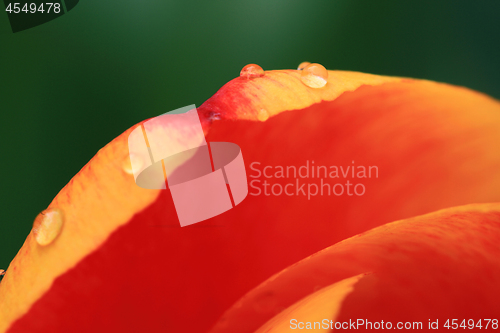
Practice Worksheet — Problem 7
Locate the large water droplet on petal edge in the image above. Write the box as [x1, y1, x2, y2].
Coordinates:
[300, 63, 328, 88]
[32, 208, 64, 246]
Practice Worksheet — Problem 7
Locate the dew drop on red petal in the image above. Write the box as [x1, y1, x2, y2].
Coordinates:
[240, 64, 265, 79]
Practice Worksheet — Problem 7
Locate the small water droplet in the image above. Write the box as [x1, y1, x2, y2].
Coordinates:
[300, 63, 328, 88]
[240, 64, 265, 79]
[208, 111, 221, 121]
[297, 61, 311, 70]
[123, 153, 143, 175]
[0, 269, 5, 282]
[32, 208, 64, 246]
[257, 108, 269, 121]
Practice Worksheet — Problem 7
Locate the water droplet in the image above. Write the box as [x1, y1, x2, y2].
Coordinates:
[257, 108, 269, 121]
[0, 269, 5, 282]
[240, 64, 265, 79]
[123, 153, 143, 175]
[297, 61, 311, 70]
[300, 63, 328, 88]
[208, 111, 221, 121]
[32, 208, 64, 246]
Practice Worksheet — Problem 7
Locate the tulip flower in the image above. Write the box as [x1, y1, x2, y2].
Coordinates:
[1, 65, 499, 332]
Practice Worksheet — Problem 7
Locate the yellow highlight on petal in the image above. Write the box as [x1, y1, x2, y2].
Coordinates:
[253, 273, 366, 332]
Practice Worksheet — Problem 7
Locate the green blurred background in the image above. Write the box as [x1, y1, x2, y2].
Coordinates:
[1, 0, 499, 269]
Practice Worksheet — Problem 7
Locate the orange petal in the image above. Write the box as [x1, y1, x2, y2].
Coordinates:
[253, 274, 366, 332]
[209, 203, 500, 333]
